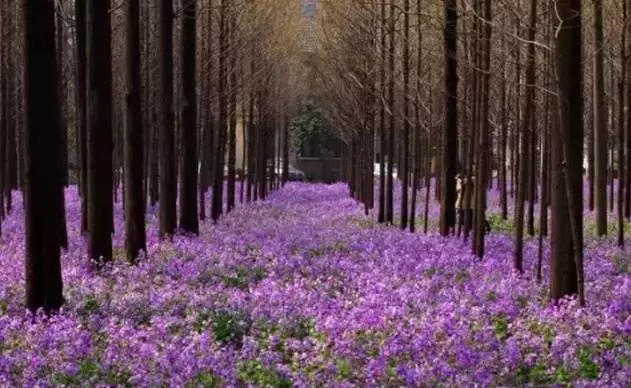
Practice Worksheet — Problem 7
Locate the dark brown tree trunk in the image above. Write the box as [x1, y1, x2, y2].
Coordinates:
[240, 64, 247, 202]
[474, 0, 491, 258]
[0, 44, 4, 228]
[499, 15, 508, 220]
[466, 3, 481, 246]
[410, 0, 422, 233]
[526, 138, 536, 236]
[511, 11, 521, 200]
[626, 1, 631, 220]
[86, 0, 113, 264]
[282, 116, 289, 185]
[593, 0, 607, 236]
[149, 110, 159, 206]
[141, 0, 150, 208]
[551, 0, 584, 306]
[246, 77, 254, 202]
[385, 0, 395, 224]
[377, 0, 386, 223]
[609, 140, 614, 212]
[400, 0, 410, 230]
[439, 0, 458, 235]
[537, 111, 550, 281]
[609, 62, 615, 213]
[159, 0, 176, 237]
[179, 0, 198, 234]
[537, 6, 553, 280]
[52, 0, 69, 249]
[618, 1, 627, 247]
[75, 0, 88, 235]
[227, 7, 236, 212]
[4, 96, 15, 214]
[588, 114, 594, 211]
[124, 0, 146, 264]
[514, 0, 536, 272]
[198, 1, 211, 219]
[24, 0, 65, 312]
[618, 80, 625, 247]
[56, 0, 68, 188]
[423, 90, 433, 233]
[0, 0, 6, 225]
[211, 0, 227, 221]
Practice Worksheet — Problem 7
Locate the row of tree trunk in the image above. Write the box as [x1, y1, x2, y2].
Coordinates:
[13, 0, 296, 313]
[334, 0, 587, 305]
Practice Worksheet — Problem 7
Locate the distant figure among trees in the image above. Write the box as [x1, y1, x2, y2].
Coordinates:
[456, 171, 490, 236]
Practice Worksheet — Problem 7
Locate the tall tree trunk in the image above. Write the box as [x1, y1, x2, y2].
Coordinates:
[24, 0, 65, 312]
[0, 43, 4, 228]
[467, 2, 481, 246]
[211, 0, 227, 221]
[226, 7, 236, 212]
[618, 79, 625, 247]
[526, 105, 537, 236]
[439, 0, 458, 236]
[198, 0, 210, 218]
[551, 0, 584, 306]
[385, 0, 396, 224]
[141, 0, 150, 209]
[474, 0, 491, 258]
[423, 90, 433, 233]
[514, 0, 536, 272]
[377, 0, 386, 223]
[240, 98, 247, 202]
[56, 0, 68, 188]
[282, 115, 289, 186]
[410, 0, 423, 233]
[626, 0, 631, 220]
[400, 0, 410, 230]
[619, 1, 627, 247]
[499, 14, 508, 220]
[537, 7, 553, 280]
[124, 0, 147, 263]
[593, 0, 607, 236]
[53, 0, 69, 249]
[86, 0, 113, 265]
[511, 10, 522, 200]
[179, 0, 199, 234]
[159, 0, 176, 237]
[246, 76, 254, 202]
[75, 0, 88, 235]
[588, 114, 594, 211]
[537, 109, 551, 281]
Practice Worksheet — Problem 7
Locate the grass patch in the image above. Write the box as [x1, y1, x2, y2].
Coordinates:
[52, 359, 132, 387]
[186, 372, 222, 388]
[487, 213, 515, 233]
[195, 309, 252, 348]
[221, 266, 267, 291]
[237, 360, 292, 388]
[608, 252, 630, 275]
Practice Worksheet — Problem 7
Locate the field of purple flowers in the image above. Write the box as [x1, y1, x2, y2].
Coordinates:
[0, 183, 630, 387]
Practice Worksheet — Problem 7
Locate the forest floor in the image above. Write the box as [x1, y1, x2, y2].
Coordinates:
[0, 183, 629, 386]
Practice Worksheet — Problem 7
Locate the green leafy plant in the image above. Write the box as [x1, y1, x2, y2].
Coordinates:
[186, 372, 222, 388]
[491, 314, 509, 341]
[237, 360, 292, 388]
[577, 347, 600, 379]
[221, 266, 267, 291]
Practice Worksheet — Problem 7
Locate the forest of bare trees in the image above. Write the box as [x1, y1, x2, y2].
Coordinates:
[316, 0, 630, 306]
[1, 1, 631, 386]
[0, 0, 624, 324]
[3, 0, 304, 312]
